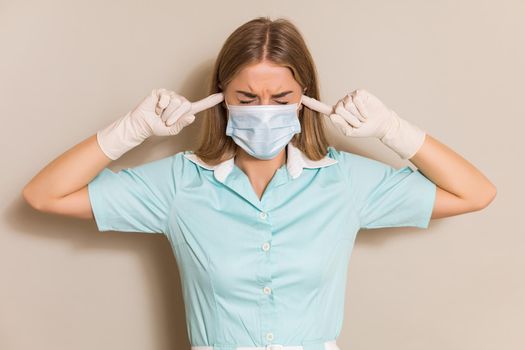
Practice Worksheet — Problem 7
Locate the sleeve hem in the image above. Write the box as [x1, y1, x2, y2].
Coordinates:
[87, 170, 112, 232]
[417, 179, 437, 229]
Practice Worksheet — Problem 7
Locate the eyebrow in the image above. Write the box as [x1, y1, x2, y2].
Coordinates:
[235, 90, 293, 98]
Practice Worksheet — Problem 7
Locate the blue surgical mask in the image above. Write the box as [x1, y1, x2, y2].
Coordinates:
[225, 101, 302, 160]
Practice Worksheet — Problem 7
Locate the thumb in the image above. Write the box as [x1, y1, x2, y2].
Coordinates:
[168, 114, 195, 135]
[329, 113, 354, 136]
[180, 114, 196, 125]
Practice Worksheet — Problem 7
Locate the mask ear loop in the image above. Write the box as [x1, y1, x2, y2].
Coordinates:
[297, 84, 309, 112]
[298, 87, 307, 111]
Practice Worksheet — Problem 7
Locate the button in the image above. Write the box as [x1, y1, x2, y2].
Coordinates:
[263, 286, 272, 295]
[266, 332, 274, 341]
[262, 242, 271, 251]
[259, 211, 268, 219]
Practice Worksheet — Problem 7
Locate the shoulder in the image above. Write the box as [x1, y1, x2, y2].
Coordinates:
[325, 146, 411, 186]
[326, 146, 385, 169]
[171, 149, 215, 181]
[164, 150, 199, 168]
[132, 150, 200, 182]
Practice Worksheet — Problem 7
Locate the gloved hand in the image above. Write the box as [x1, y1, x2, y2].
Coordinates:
[96, 88, 224, 160]
[301, 89, 426, 160]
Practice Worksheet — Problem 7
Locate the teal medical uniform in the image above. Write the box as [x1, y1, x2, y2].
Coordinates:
[88, 142, 436, 350]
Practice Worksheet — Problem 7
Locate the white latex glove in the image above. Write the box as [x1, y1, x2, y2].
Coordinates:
[301, 89, 426, 160]
[97, 88, 224, 160]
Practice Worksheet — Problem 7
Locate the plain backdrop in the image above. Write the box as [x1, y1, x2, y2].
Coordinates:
[1, 1, 523, 349]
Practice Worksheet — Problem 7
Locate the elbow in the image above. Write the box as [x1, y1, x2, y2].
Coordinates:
[22, 185, 47, 211]
[473, 185, 497, 211]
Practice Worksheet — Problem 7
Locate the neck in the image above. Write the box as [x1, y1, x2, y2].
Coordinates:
[234, 147, 287, 178]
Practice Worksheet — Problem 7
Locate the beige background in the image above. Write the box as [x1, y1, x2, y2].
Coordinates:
[1, 0, 523, 349]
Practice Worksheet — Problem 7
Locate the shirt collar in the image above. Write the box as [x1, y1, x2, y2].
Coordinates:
[183, 142, 338, 183]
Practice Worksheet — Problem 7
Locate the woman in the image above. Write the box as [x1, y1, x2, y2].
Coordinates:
[22, 16, 496, 350]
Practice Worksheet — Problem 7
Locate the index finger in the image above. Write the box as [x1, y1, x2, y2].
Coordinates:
[300, 95, 334, 116]
[189, 92, 225, 115]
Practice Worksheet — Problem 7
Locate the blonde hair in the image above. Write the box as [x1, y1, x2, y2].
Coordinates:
[194, 16, 330, 165]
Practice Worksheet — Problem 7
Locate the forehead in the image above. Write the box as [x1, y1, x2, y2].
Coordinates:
[229, 61, 299, 90]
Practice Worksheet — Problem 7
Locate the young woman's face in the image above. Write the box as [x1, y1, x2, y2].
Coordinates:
[222, 60, 305, 110]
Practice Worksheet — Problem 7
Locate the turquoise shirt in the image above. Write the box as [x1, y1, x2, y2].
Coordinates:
[88, 142, 436, 350]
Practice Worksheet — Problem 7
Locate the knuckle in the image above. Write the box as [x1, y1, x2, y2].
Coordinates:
[334, 103, 345, 114]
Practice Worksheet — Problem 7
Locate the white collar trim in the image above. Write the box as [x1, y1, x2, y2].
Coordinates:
[183, 142, 338, 183]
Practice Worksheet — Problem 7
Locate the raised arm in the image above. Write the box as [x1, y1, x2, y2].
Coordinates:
[22, 134, 111, 219]
[21, 88, 222, 220]
[303, 89, 497, 222]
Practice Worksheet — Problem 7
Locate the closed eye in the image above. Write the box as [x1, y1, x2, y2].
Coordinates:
[239, 100, 288, 104]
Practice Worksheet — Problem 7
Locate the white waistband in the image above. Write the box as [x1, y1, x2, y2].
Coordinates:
[191, 339, 339, 350]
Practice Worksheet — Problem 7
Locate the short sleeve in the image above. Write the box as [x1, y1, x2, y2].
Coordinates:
[335, 149, 436, 229]
[87, 155, 177, 234]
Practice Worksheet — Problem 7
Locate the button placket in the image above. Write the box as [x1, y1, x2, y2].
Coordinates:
[256, 208, 277, 346]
